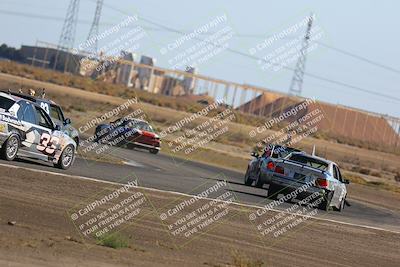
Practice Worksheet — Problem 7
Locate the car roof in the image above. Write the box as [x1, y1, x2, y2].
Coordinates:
[0, 92, 17, 101]
[119, 117, 148, 124]
[0, 91, 47, 110]
[0, 90, 57, 105]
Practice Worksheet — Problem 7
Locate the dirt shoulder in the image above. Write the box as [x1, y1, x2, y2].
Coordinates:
[0, 165, 399, 267]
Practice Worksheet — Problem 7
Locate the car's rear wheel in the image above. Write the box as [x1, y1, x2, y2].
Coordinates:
[255, 173, 263, 188]
[1, 135, 19, 161]
[336, 195, 346, 212]
[267, 183, 279, 200]
[55, 145, 75, 170]
[125, 142, 134, 149]
[244, 168, 253, 186]
[318, 191, 333, 211]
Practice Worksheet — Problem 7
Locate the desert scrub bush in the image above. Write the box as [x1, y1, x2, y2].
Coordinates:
[359, 168, 371, 175]
[342, 171, 367, 185]
[231, 249, 263, 267]
[69, 104, 86, 112]
[370, 171, 382, 178]
[395, 172, 400, 182]
[96, 233, 129, 249]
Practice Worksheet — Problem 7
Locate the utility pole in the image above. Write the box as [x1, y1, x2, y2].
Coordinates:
[86, 0, 104, 55]
[58, 0, 80, 50]
[55, 0, 80, 71]
[288, 13, 314, 96]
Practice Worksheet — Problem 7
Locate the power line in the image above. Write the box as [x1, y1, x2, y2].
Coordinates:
[1, 6, 399, 103]
[4, 8, 400, 76]
[2, 8, 400, 76]
[316, 41, 400, 75]
[96, 1, 400, 103]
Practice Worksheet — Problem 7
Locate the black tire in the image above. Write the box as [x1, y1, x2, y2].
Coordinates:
[126, 143, 135, 150]
[318, 191, 333, 211]
[255, 173, 264, 188]
[244, 168, 253, 186]
[336, 195, 346, 212]
[73, 137, 79, 150]
[149, 148, 159, 154]
[0, 135, 19, 161]
[55, 144, 75, 170]
[267, 183, 279, 200]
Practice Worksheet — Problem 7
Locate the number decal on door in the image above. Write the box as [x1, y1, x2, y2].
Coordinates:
[36, 133, 59, 155]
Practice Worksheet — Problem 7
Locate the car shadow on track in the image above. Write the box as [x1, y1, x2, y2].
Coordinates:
[13, 157, 54, 168]
[200, 176, 250, 187]
[227, 188, 268, 200]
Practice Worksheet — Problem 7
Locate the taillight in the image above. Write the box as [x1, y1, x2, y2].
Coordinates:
[316, 178, 328, 188]
[266, 161, 275, 170]
[275, 166, 284, 174]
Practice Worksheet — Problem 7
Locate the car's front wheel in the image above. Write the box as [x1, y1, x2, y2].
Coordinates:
[149, 148, 159, 154]
[55, 145, 75, 170]
[1, 135, 19, 161]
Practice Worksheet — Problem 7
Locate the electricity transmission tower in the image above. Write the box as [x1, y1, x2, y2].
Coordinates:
[58, 0, 80, 50]
[288, 13, 314, 96]
[86, 0, 104, 55]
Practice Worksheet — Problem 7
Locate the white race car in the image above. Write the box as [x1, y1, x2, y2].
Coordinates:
[0, 92, 76, 169]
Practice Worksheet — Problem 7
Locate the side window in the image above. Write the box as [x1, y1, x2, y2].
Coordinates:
[0, 96, 15, 110]
[35, 106, 53, 129]
[16, 102, 25, 120]
[337, 166, 343, 182]
[17, 101, 37, 124]
[333, 165, 339, 180]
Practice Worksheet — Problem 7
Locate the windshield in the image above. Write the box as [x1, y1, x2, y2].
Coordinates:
[127, 120, 154, 132]
[289, 154, 328, 171]
[267, 145, 299, 159]
[0, 96, 15, 111]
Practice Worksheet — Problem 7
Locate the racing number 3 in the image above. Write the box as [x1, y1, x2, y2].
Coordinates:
[36, 133, 59, 155]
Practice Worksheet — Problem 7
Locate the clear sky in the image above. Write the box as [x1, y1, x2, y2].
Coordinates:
[1, 0, 399, 117]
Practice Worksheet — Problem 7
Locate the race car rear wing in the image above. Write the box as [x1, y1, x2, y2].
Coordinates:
[275, 158, 328, 174]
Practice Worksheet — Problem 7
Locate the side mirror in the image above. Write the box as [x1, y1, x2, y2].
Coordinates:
[343, 179, 350, 184]
[54, 124, 61, 131]
[64, 118, 71, 125]
[251, 152, 259, 158]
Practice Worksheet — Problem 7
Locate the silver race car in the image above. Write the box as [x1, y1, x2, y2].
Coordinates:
[0, 92, 76, 169]
[2, 90, 80, 148]
[265, 152, 349, 211]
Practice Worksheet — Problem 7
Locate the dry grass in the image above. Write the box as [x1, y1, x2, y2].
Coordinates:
[231, 250, 264, 267]
[2, 61, 398, 156]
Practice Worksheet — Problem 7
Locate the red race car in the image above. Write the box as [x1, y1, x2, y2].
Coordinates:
[95, 118, 161, 154]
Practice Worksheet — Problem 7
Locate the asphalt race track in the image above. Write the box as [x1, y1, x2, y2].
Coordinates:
[2, 145, 399, 233]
